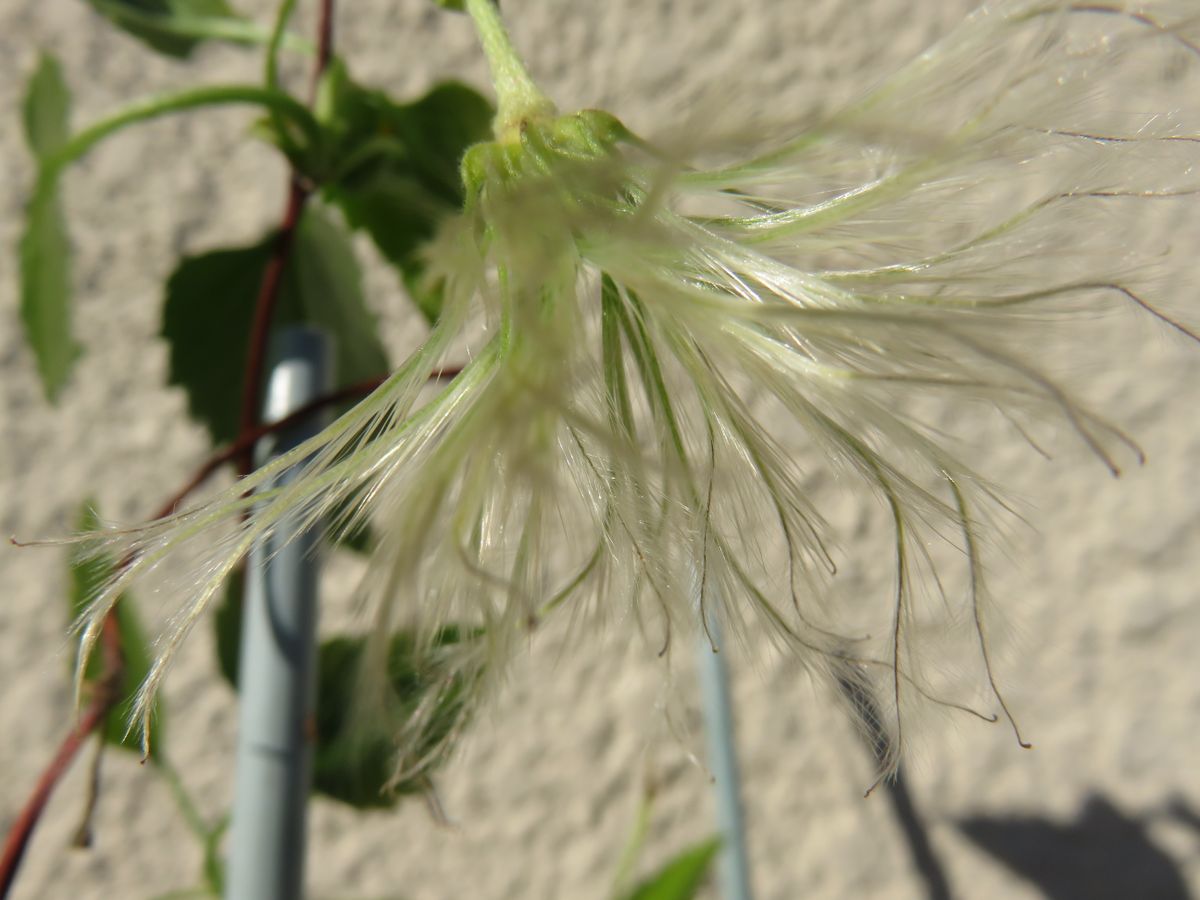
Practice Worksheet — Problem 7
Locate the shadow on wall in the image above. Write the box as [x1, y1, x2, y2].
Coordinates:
[956, 794, 1195, 900]
[841, 675, 1195, 899]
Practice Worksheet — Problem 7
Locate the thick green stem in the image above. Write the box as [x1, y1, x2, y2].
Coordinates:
[464, 0, 555, 141]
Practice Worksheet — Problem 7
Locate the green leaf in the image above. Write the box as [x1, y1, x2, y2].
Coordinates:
[318, 70, 492, 324]
[23, 54, 71, 159]
[20, 175, 79, 403]
[161, 206, 389, 446]
[82, 0, 251, 58]
[18, 77, 320, 406]
[283, 207, 390, 391]
[625, 840, 721, 900]
[68, 503, 163, 756]
[326, 491, 375, 554]
[334, 519, 373, 554]
[20, 55, 79, 402]
[213, 566, 244, 687]
[312, 629, 469, 808]
[161, 239, 271, 444]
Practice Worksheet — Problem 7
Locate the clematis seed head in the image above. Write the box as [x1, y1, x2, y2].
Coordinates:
[63, 0, 1200, 781]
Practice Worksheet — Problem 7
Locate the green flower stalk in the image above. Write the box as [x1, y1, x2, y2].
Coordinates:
[74, 0, 1199, 777]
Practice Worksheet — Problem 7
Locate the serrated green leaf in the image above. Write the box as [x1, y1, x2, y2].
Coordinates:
[161, 206, 389, 446]
[312, 630, 469, 808]
[69, 503, 163, 756]
[319, 75, 492, 324]
[23, 54, 71, 159]
[161, 239, 270, 444]
[625, 840, 721, 900]
[82, 0, 249, 58]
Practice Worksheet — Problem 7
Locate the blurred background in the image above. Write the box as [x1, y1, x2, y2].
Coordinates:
[2, 1, 1199, 898]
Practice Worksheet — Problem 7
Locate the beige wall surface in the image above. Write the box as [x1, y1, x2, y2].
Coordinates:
[2, 2, 1199, 899]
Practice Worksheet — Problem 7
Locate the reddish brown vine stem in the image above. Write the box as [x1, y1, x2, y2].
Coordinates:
[164, 366, 461, 517]
[1, 3, 341, 897]
[237, 178, 310, 476]
[0, 361, 463, 897]
[0, 617, 122, 899]
[164, 373, 386, 516]
[237, 0, 337, 475]
[312, 0, 336, 91]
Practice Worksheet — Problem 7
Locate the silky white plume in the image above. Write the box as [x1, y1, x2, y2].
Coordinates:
[71, 0, 1200, 779]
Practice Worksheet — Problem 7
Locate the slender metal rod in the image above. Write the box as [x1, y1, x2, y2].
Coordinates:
[226, 326, 332, 900]
[698, 597, 755, 900]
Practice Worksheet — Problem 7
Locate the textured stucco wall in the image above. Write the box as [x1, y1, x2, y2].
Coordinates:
[2, 2, 1198, 899]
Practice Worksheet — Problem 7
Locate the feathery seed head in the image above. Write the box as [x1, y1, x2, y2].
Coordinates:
[68, 0, 1200, 781]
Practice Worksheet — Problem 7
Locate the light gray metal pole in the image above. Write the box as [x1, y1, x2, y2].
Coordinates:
[697, 598, 755, 900]
[227, 326, 332, 900]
